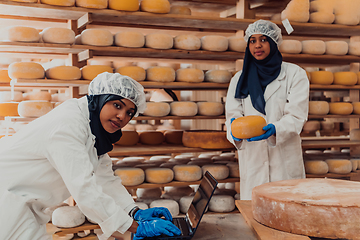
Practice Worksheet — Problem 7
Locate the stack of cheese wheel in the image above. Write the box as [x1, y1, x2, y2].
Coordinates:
[349, 42, 360, 56]
[8, 62, 45, 79]
[302, 40, 326, 55]
[228, 37, 247, 52]
[201, 35, 228, 52]
[333, 71, 357, 85]
[279, 40, 302, 54]
[109, 0, 139, 11]
[280, 0, 310, 23]
[325, 159, 352, 174]
[146, 66, 175, 82]
[142, 102, 170, 117]
[204, 70, 232, 83]
[182, 130, 233, 149]
[114, 130, 139, 146]
[325, 41, 349, 55]
[40, 27, 75, 44]
[80, 29, 113, 46]
[231, 115, 266, 139]
[173, 164, 202, 181]
[41, 0, 75, 6]
[309, 71, 333, 85]
[145, 168, 174, 184]
[169, 6, 191, 15]
[173, 35, 201, 50]
[18, 100, 53, 118]
[139, 130, 164, 145]
[164, 130, 183, 144]
[197, 102, 224, 116]
[145, 33, 173, 49]
[329, 102, 353, 115]
[114, 31, 145, 48]
[252, 178, 360, 239]
[76, 0, 107, 9]
[0, 69, 11, 83]
[116, 66, 146, 81]
[308, 101, 329, 115]
[170, 101, 198, 116]
[175, 68, 204, 83]
[81, 65, 113, 80]
[140, 0, 171, 13]
[3, 26, 40, 43]
[52, 206, 85, 228]
[114, 167, 145, 186]
[304, 160, 329, 174]
[46, 66, 81, 80]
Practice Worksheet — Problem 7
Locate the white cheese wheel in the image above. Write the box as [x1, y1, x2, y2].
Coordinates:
[202, 164, 229, 180]
[352, 102, 360, 115]
[309, 12, 335, 24]
[150, 199, 179, 216]
[350, 128, 360, 141]
[114, 167, 145, 186]
[136, 187, 162, 199]
[146, 66, 175, 82]
[43, 203, 69, 222]
[308, 101, 329, 115]
[46, 66, 81, 80]
[170, 101, 198, 116]
[335, 14, 359, 26]
[164, 130, 183, 144]
[226, 162, 239, 178]
[349, 42, 360, 56]
[3, 26, 40, 43]
[76, 0, 107, 9]
[175, 68, 204, 83]
[41, 0, 75, 6]
[280, 0, 310, 23]
[0, 91, 23, 102]
[114, 31, 144, 48]
[204, 70, 232, 83]
[279, 40, 302, 54]
[179, 196, 193, 213]
[169, 6, 191, 15]
[52, 206, 85, 228]
[81, 65, 113, 80]
[201, 35, 228, 52]
[173, 35, 200, 50]
[145, 168, 174, 184]
[208, 195, 235, 213]
[108, 0, 139, 11]
[81, 29, 113, 46]
[40, 27, 75, 44]
[303, 120, 321, 132]
[115, 66, 145, 81]
[139, 131, 164, 145]
[329, 102, 353, 115]
[325, 159, 352, 174]
[304, 160, 328, 174]
[173, 165, 202, 182]
[302, 40, 326, 55]
[197, 102, 224, 116]
[142, 102, 170, 117]
[333, 71, 357, 85]
[350, 159, 358, 172]
[145, 33, 173, 50]
[18, 100, 53, 118]
[228, 37, 247, 52]
[8, 62, 45, 79]
[27, 91, 52, 101]
[0, 70, 11, 83]
[325, 41, 348, 55]
[0, 102, 19, 117]
[309, 71, 333, 85]
[114, 130, 139, 146]
[140, 0, 170, 13]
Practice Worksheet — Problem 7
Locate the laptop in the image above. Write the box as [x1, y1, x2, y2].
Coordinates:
[134, 171, 218, 240]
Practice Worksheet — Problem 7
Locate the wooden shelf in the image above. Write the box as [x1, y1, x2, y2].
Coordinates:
[10, 78, 91, 87]
[310, 84, 360, 91]
[308, 114, 360, 119]
[306, 170, 360, 182]
[135, 115, 225, 120]
[301, 139, 360, 149]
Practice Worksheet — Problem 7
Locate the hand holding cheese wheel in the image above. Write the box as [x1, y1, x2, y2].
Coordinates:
[230, 115, 266, 139]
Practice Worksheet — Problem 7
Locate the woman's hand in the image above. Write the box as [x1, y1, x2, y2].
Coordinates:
[134, 207, 173, 222]
[230, 118, 242, 142]
[133, 219, 181, 240]
[248, 123, 276, 142]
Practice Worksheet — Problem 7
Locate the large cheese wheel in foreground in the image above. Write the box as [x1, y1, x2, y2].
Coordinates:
[18, 100, 53, 118]
[279, 40, 302, 54]
[174, 35, 201, 50]
[81, 29, 113, 46]
[0, 102, 19, 117]
[76, 0, 107, 9]
[8, 62, 45, 79]
[81, 65, 113, 80]
[302, 40, 326, 55]
[329, 102, 353, 115]
[4, 26, 40, 43]
[252, 178, 360, 239]
[182, 130, 233, 149]
[140, 0, 170, 13]
[142, 102, 170, 117]
[46, 66, 81, 80]
[231, 115, 266, 139]
[114, 167, 145, 186]
[309, 71, 333, 85]
[308, 101, 329, 115]
[333, 71, 357, 85]
[41, 27, 75, 44]
[109, 0, 139, 11]
[114, 31, 144, 48]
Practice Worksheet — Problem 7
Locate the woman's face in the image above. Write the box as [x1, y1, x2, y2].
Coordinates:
[100, 99, 136, 133]
[248, 34, 271, 60]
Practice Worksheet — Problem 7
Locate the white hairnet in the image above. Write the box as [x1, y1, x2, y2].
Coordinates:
[244, 19, 282, 45]
[88, 72, 146, 117]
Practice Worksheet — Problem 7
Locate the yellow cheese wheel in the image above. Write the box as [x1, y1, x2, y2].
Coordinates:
[329, 102, 353, 115]
[352, 102, 360, 115]
[81, 29, 113, 46]
[9, 0, 37, 2]
[350, 128, 360, 141]
[0, 102, 19, 117]
[18, 100, 53, 118]
[116, 66, 146, 81]
[197, 102, 224, 116]
[114, 167, 145, 186]
[81, 65, 113, 80]
[204, 70, 232, 83]
[145, 168, 174, 184]
[8, 62, 45, 79]
[46, 66, 81, 80]
[142, 102, 170, 117]
[182, 130, 233, 149]
[139, 131, 164, 145]
[173, 35, 201, 50]
[333, 71, 357, 85]
[349, 42, 360, 56]
[109, 0, 139, 11]
[40, 27, 75, 44]
[173, 165, 202, 181]
[4, 26, 40, 43]
[302, 40, 326, 55]
[175, 68, 204, 83]
[325, 41, 348, 55]
[76, 0, 107, 8]
[0, 70, 11, 83]
[309, 12, 335, 24]
[202, 164, 229, 180]
[114, 130, 139, 146]
[309, 71, 333, 85]
[164, 130, 183, 144]
[28, 91, 52, 101]
[0, 91, 23, 102]
[231, 115, 266, 139]
[41, 0, 75, 6]
[114, 31, 144, 48]
[146, 66, 175, 82]
[357, 72, 360, 84]
[201, 35, 228, 52]
[304, 160, 328, 174]
[140, 0, 170, 13]
[280, 0, 310, 23]
[170, 101, 198, 116]
[145, 33, 173, 49]
[303, 120, 321, 132]
[169, 6, 191, 15]
[279, 40, 302, 54]
[325, 159, 352, 174]
[228, 37, 246, 52]
[308, 101, 329, 115]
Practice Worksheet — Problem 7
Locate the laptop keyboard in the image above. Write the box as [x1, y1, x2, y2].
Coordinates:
[172, 218, 184, 236]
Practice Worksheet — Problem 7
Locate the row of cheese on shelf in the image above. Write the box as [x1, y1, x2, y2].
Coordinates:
[309, 101, 360, 115]
[303, 120, 343, 132]
[304, 159, 360, 175]
[308, 71, 360, 85]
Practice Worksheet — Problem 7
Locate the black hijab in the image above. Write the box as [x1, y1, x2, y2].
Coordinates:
[234, 36, 282, 115]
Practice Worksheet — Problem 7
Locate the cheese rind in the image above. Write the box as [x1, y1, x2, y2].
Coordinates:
[325, 41, 348, 55]
[52, 206, 85, 228]
[175, 68, 204, 83]
[173, 35, 201, 50]
[146, 66, 175, 82]
[333, 71, 357, 85]
[309, 71, 333, 85]
[201, 35, 228, 52]
[139, 131, 165, 145]
[17, 100, 53, 118]
[328, 102, 353, 115]
[114, 167, 145, 186]
[140, 0, 171, 13]
[0, 102, 19, 117]
[170, 101, 198, 116]
[116, 66, 146, 81]
[80, 29, 113, 46]
[145, 168, 174, 184]
[142, 102, 171, 117]
[0, 70, 11, 83]
[75, 0, 107, 9]
[231, 115, 266, 139]
[145, 33, 173, 49]
[8, 62, 45, 79]
[173, 165, 202, 182]
[41, 0, 75, 6]
[197, 102, 224, 116]
[281, 0, 310, 23]
[204, 70, 232, 83]
[4, 26, 40, 43]
[182, 130, 233, 149]
[81, 65, 113, 80]
[41, 27, 75, 44]
[302, 40, 326, 55]
[114, 31, 145, 48]
[304, 160, 328, 174]
[46, 66, 81, 80]
[228, 37, 247, 52]
[150, 199, 179, 217]
[208, 195, 235, 213]
[279, 40, 302, 54]
[169, 6, 191, 15]
[325, 159, 352, 174]
[108, 0, 139, 11]
[114, 130, 139, 146]
[308, 101, 329, 115]
[201, 164, 229, 180]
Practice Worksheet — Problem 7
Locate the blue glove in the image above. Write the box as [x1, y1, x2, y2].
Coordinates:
[230, 118, 242, 142]
[248, 123, 276, 142]
[134, 207, 173, 222]
[133, 219, 181, 240]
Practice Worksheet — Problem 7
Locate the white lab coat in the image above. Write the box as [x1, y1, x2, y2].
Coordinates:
[0, 96, 136, 240]
[225, 62, 309, 200]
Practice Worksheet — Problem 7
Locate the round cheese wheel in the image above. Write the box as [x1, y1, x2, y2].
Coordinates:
[109, 0, 139, 11]
[302, 40, 326, 55]
[350, 128, 360, 140]
[279, 40, 302, 54]
[139, 131, 164, 145]
[81, 29, 113, 46]
[140, 0, 170, 13]
[46, 66, 81, 80]
[145, 33, 173, 49]
[182, 130, 233, 149]
[208, 195, 235, 213]
[142, 102, 170, 117]
[202, 164, 229, 180]
[201, 35, 228, 52]
[114, 130, 139, 146]
[114, 167, 145, 186]
[149, 155, 171, 161]
[350, 159, 358, 172]
[137, 187, 162, 199]
[309, 12, 335, 24]
[173, 35, 201, 50]
[175, 68, 204, 83]
[18, 100, 53, 118]
[150, 199, 179, 216]
[52, 206, 85, 228]
[76, 0, 107, 9]
[114, 31, 144, 48]
[40, 27, 75, 44]
[204, 70, 232, 83]
[169, 6, 191, 15]
[220, 152, 236, 158]
[303, 120, 321, 132]
[4, 26, 40, 43]
[228, 37, 246, 52]
[335, 14, 359, 26]
[280, 0, 310, 23]
[173, 154, 193, 161]
[116, 66, 145, 81]
[198, 153, 217, 159]
[231, 115, 266, 139]
[173, 165, 202, 182]
[0, 102, 19, 117]
[0, 70, 11, 83]
[329, 102, 353, 115]
[28, 91, 51, 101]
[146, 66, 175, 82]
[226, 162, 239, 178]
[333, 71, 357, 85]
[0, 91, 23, 102]
[170, 101, 198, 116]
[81, 65, 113, 80]
[325, 41, 348, 55]
[309, 71, 333, 85]
[10, 0, 37, 2]
[164, 130, 183, 144]
[179, 196, 193, 213]
[40, 0, 74, 6]
[352, 102, 360, 115]
[308, 101, 329, 115]
[304, 160, 328, 174]
[197, 102, 224, 116]
[8, 62, 45, 79]
[325, 159, 352, 174]
[349, 42, 360, 56]
[145, 168, 174, 183]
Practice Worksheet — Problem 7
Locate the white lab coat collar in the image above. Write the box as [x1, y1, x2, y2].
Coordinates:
[264, 65, 286, 102]
[77, 96, 90, 122]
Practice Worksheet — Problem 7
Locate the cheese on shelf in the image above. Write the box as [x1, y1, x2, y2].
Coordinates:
[173, 35, 201, 50]
[201, 35, 228, 52]
[303, 120, 321, 132]
[81, 65, 113, 80]
[352, 102, 360, 115]
[146, 66, 175, 82]
[179, 196, 193, 213]
[114, 31, 145, 48]
[281, 0, 310, 23]
[80, 29, 113, 46]
[8, 62, 45, 79]
[139, 131, 164, 145]
[309, 12, 335, 24]
[0, 70, 11, 83]
[349, 42, 360, 56]
[169, 6, 191, 15]
[40, 0, 75, 6]
[0, 91, 23, 102]
[309, 71, 333, 85]
[140, 0, 170, 13]
[202, 165, 229, 180]
[325, 41, 348, 55]
[302, 40, 326, 55]
[114, 167, 145, 186]
[109, 0, 139, 11]
[52, 206, 85, 228]
[325, 159, 352, 174]
[170, 101, 198, 116]
[226, 162, 239, 178]
[46, 66, 81, 80]
[116, 66, 146, 81]
[145, 33, 173, 49]
[145, 168, 174, 184]
[18, 100, 53, 118]
[204, 70, 232, 83]
[75, 0, 107, 9]
[304, 160, 328, 174]
[228, 37, 247, 52]
[333, 71, 357, 85]
[357, 72, 360, 84]
[279, 40, 302, 54]
[231, 115, 266, 139]
[173, 165, 202, 182]
[114, 130, 139, 146]
[164, 130, 183, 144]
[175, 68, 204, 83]
[28, 91, 51, 101]
[4, 26, 40, 43]
[182, 130, 233, 149]
[197, 102, 224, 116]
[328, 102, 353, 115]
[0, 102, 19, 117]
[308, 101, 329, 115]
[142, 102, 170, 117]
[40, 27, 75, 44]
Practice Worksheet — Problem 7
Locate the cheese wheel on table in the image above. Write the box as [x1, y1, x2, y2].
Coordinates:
[173, 165, 202, 182]
[8, 62, 45, 79]
[204, 70, 232, 83]
[325, 159, 352, 174]
[329, 102, 353, 115]
[309, 71, 333, 85]
[3, 26, 40, 43]
[40, 27, 75, 44]
[325, 41, 348, 55]
[0, 70, 11, 83]
[142, 102, 170, 117]
[18, 100, 53, 118]
[116, 66, 145, 81]
[140, 0, 170, 13]
[145, 168, 174, 183]
[208, 195, 235, 213]
[201, 35, 228, 52]
[114, 130, 139, 146]
[80, 29, 113, 46]
[109, 0, 139, 11]
[76, 0, 107, 9]
[197, 102, 224, 116]
[202, 164, 229, 180]
[309, 12, 335, 24]
[279, 40, 302, 54]
[150, 199, 179, 217]
[349, 42, 360, 56]
[308, 101, 329, 115]
[81, 65, 113, 80]
[0, 102, 19, 117]
[170, 101, 197, 116]
[114, 31, 144, 48]
[52, 206, 85, 228]
[228, 37, 246, 52]
[169, 6, 191, 15]
[173, 35, 200, 50]
[145, 33, 173, 49]
[333, 71, 357, 85]
[182, 130, 233, 149]
[304, 160, 328, 174]
[175, 68, 204, 83]
[46, 66, 81, 80]
[146, 66, 175, 82]
[164, 130, 183, 144]
[114, 167, 145, 186]
[41, 0, 75, 6]
[302, 40, 326, 55]
[139, 130, 164, 145]
[0, 91, 23, 102]
[231, 115, 266, 139]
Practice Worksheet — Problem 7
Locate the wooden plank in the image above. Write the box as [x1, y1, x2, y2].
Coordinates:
[282, 53, 360, 66]
[235, 200, 311, 240]
[301, 139, 360, 149]
[308, 114, 360, 119]
[306, 170, 360, 181]
[0, 42, 83, 55]
[135, 115, 225, 121]
[310, 84, 360, 91]
[12, 79, 91, 87]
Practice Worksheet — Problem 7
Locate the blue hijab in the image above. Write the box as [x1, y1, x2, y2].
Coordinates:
[234, 36, 282, 115]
